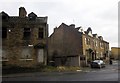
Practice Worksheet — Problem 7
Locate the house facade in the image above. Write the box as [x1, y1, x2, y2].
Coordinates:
[111, 47, 120, 60]
[48, 23, 109, 67]
[0, 7, 48, 67]
[82, 28, 109, 65]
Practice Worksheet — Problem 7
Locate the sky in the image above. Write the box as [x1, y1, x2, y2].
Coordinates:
[0, 0, 119, 50]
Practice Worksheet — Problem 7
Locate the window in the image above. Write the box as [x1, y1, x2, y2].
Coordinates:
[0, 49, 8, 61]
[21, 48, 32, 59]
[80, 56, 85, 60]
[102, 43, 104, 48]
[88, 38, 90, 45]
[85, 38, 86, 44]
[29, 16, 36, 21]
[19, 47, 33, 61]
[100, 52, 103, 58]
[23, 28, 31, 40]
[2, 28, 7, 39]
[100, 43, 101, 48]
[100, 42, 103, 48]
[2, 50, 7, 59]
[86, 38, 90, 45]
[28, 12, 37, 21]
[38, 28, 44, 39]
[106, 44, 108, 49]
[93, 40, 95, 47]
[95, 41, 97, 47]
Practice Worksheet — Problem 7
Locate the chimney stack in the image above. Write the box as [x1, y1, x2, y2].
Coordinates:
[19, 7, 27, 18]
[69, 24, 75, 28]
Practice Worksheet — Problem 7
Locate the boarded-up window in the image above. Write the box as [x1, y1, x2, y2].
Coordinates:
[21, 48, 32, 59]
[0, 49, 8, 61]
[37, 49, 44, 63]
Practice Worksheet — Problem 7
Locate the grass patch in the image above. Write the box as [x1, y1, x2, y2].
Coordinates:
[57, 66, 81, 72]
[2, 65, 81, 75]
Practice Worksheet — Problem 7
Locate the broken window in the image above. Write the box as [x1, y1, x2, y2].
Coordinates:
[2, 27, 7, 39]
[38, 28, 44, 39]
[23, 28, 31, 40]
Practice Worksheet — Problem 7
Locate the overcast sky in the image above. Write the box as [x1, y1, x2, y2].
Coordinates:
[0, 0, 119, 49]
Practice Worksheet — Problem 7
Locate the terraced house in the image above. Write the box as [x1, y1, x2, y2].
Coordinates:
[48, 23, 109, 67]
[0, 7, 48, 67]
[83, 27, 109, 65]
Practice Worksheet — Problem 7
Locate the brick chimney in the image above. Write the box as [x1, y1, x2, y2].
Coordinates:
[19, 7, 27, 18]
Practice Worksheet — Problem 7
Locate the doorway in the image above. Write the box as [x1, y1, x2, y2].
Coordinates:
[37, 49, 44, 63]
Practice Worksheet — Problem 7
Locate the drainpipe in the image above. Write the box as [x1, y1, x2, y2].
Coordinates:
[78, 55, 80, 67]
[85, 55, 88, 66]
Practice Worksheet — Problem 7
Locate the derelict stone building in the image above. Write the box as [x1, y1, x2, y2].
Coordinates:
[0, 7, 48, 67]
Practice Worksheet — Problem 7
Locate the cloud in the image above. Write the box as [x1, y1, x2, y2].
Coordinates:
[0, 0, 119, 48]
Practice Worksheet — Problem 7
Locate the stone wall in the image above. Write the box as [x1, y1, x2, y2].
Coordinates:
[2, 15, 48, 67]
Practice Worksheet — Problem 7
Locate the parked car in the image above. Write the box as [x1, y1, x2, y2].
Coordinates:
[90, 60, 105, 68]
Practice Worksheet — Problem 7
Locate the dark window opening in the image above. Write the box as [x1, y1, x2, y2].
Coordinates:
[23, 28, 31, 40]
[29, 17, 36, 21]
[38, 28, 44, 39]
[28, 12, 37, 21]
[2, 28, 7, 39]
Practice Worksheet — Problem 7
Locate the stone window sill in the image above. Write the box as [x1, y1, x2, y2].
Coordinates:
[19, 59, 33, 61]
[0, 59, 9, 61]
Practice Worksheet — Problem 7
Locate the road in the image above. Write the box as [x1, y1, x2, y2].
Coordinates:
[2, 60, 118, 81]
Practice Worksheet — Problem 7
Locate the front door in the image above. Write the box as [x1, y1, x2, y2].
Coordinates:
[37, 49, 44, 63]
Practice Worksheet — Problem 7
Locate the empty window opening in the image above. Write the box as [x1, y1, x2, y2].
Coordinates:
[38, 28, 44, 39]
[23, 28, 31, 40]
[2, 28, 7, 39]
